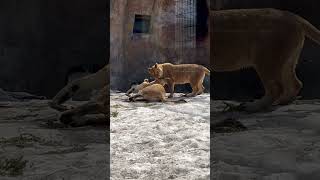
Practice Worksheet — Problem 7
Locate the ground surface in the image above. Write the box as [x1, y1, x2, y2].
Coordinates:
[110, 93, 210, 180]
[0, 100, 108, 180]
[3, 93, 319, 179]
[212, 100, 320, 180]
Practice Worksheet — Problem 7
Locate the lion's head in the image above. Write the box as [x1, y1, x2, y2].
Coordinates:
[148, 63, 163, 79]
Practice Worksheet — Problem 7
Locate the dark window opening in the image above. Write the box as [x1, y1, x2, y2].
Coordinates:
[133, 15, 151, 34]
[196, 0, 209, 40]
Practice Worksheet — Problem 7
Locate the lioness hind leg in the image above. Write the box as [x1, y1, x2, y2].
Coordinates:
[274, 65, 302, 105]
[129, 94, 142, 101]
[274, 50, 303, 105]
[186, 83, 199, 97]
[168, 83, 175, 98]
[197, 73, 206, 95]
[241, 67, 282, 112]
[274, 33, 304, 105]
[59, 101, 105, 125]
[197, 83, 205, 95]
[186, 74, 205, 97]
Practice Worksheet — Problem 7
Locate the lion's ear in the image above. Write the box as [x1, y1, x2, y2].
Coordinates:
[155, 63, 158, 68]
[144, 79, 149, 82]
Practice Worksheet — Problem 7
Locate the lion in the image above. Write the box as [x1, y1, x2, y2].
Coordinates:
[125, 78, 166, 96]
[48, 64, 109, 126]
[148, 63, 210, 98]
[126, 78, 186, 103]
[212, 8, 320, 112]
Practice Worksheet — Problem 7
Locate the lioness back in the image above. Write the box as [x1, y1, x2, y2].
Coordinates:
[148, 62, 210, 97]
[161, 63, 209, 84]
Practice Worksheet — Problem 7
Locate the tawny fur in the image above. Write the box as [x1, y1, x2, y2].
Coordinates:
[49, 64, 109, 126]
[148, 63, 210, 98]
[212, 8, 320, 112]
[126, 79, 169, 102]
[125, 78, 167, 96]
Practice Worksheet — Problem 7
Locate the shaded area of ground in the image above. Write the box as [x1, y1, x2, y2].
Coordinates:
[110, 93, 210, 180]
[0, 100, 108, 179]
[212, 100, 320, 180]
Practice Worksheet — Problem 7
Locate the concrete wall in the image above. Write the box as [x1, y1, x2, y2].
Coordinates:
[211, 0, 320, 100]
[110, 0, 210, 91]
[0, 0, 107, 97]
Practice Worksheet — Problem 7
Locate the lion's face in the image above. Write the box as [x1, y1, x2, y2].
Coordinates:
[148, 63, 163, 78]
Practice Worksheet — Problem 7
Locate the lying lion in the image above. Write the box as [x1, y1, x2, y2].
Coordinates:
[148, 63, 210, 98]
[125, 78, 166, 96]
[126, 79, 186, 103]
[49, 64, 109, 126]
[212, 8, 320, 112]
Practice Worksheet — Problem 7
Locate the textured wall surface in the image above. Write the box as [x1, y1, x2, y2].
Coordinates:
[211, 0, 320, 100]
[0, 1, 107, 97]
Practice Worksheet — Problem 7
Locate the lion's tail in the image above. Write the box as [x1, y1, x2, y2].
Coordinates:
[295, 13, 320, 45]
[165, 97, 187, 103]
[202, 66, 210, 76]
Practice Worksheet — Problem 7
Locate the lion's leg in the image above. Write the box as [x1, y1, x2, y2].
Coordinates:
[129, 94, 142, 101]
[60, 101, 105, 125]
[49, 65, 108, 112]
[273, 34, 304, 105]
[186, 82, 199, 97]
[48, 81, 81, 111]
[274, 49, 303, 105]
[197, 75, 206, 95]
[160, 94, 166, 102]
[195, 82, 204, 95]
[168, 82, 175, 98]
[274, 64, 302, 105]
[241, 67, 282, 112]
[197, 73, 206, 95]
[197, 86, 204, 95]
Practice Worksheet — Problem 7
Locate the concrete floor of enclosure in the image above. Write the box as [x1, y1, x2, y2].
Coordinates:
[212, 100, 320, 180]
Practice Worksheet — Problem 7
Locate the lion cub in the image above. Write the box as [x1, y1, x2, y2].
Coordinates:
[148, 63, 210, 97]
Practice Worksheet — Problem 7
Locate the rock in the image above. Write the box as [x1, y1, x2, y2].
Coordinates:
[0, 88, 16, 101]
[0, 88, 46, 102]
[0, 99, 108, 179]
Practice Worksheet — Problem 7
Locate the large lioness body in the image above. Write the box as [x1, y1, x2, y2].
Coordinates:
[49, 64, 109, 126]
[212, 8, 320, 112]
[148, 63, 210, 97]
[130, 84, 167, 102]
[126, 79, 168, 102]
[126, 79, 186, 103]
[125, 78, 166, 96]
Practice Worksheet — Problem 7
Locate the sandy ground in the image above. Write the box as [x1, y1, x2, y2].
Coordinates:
[0, 100, 108, 180]
[212, 100, 320, 180]
[4, 93, 319, 179]
[110, 93, 210, 180]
